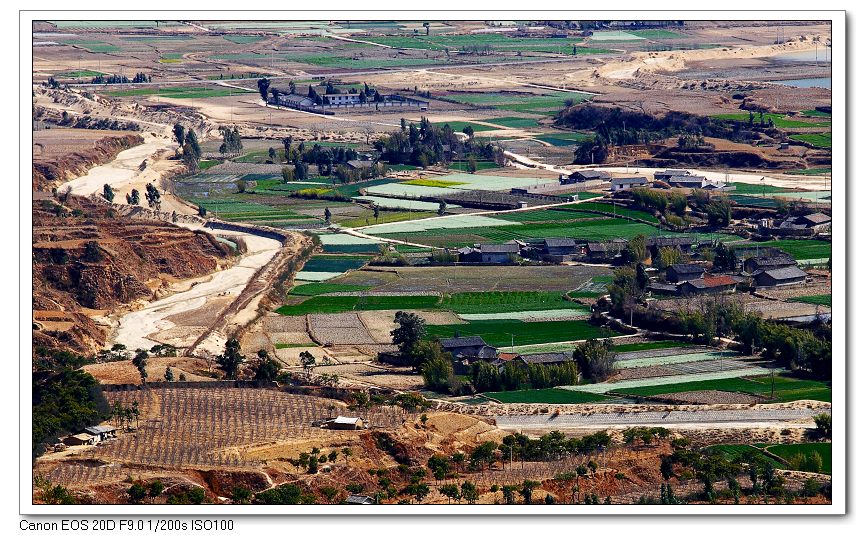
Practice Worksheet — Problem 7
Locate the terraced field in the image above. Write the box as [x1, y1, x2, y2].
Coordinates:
[733, 239, 831, 261]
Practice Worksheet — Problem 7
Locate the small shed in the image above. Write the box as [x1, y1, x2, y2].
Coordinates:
[323, 416, 364, 430]
[516, 352, 572, 366]
[63, 433, 97, 446]
[543, 238, 578, 256]
[84, 425, 117, 442]
[345, 494, 376, 505]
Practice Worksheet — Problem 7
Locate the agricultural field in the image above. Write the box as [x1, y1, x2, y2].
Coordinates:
[608, 374, 831, 402]
[102, 86, 237, 99]
[485, 389, 614, 404]
[791, 294, 831, 307]
[765, 443, 832, 474]
[733, 239, 831, 261]
[790, 133, 832, 148]
[714, 112, 830, 129]
[425, 319, 613, 347]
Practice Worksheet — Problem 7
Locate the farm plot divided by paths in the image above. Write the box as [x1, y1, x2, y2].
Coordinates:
[63, 388, 405, 473]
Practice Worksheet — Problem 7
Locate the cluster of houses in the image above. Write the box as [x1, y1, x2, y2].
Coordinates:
[647, 248, 809, 297]
[758, 212, 832, 237]
[273, 91, 428, 112]
[559, 168, 734, 192]
[438, 334, 573, 374]
[451, 235, 720, 265]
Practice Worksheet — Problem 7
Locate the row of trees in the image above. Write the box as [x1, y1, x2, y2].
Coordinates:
[218, 126, 243, 156]
[91, 72, 150, 84]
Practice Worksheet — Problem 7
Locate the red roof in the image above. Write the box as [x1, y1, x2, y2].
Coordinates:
[701, 275, 738, 288]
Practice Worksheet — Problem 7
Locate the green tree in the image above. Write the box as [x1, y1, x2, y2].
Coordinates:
[814, 413, 831, 438]
[373, 204, 380, 222]
[102, 184, 114, 203]
[281, 166, 294, 183]
[572, 338, 615, 383]
[216, 338, 244, 379]
[232, 486, 252, 504]
[462, 125, 474, 139]
[420, 351, 455, 393]
[466, 155, 477, 174]
[300, 350, 316, 376]
[438, 200, 447, 216]
[164, 367, 174, 382]
[127, 188, 140, 205]
[391, 311, 427, 360]
[172, 123, 185, 145]
[268, 147, 277, 162]
[127, 482, 147, 503]
[132, 349, 148, 384]
[461, 481, 479, 504]
[253, 349, 280, 381]
[521, 480, 540, 504]
[438, 483, 460, 504]
[324, 207, 332, 224]
[148, 480, 164, 502]
[257, 77, 271, 101]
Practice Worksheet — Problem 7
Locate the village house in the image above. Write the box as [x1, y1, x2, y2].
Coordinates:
[515, 352, 573, 366]
[559, 169, 611, 184]
[610, 176, 648, 192]
[667, 175, 708, 188]
[479, 243, 521, 263]
[585, 240, 627, 261]
[743, 253, 798, 274]
[84, 425, 117, 443]
[678, 275, 740, 296]
[752, 266, 808, 287]
[440, 335, 494, 359]
[542, 238, 579, 261]
[62, 433, 97, 447]
[654, 169, 691, 181]
[666, 263, 705, 283]
[647, 236, 694, 256]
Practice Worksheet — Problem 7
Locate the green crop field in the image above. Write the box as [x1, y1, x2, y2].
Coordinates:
[340, 210, 438, 228]
[628, 29, 685, 39]
[559, 201, 659, 223]
[786, 168, 832, 176]
[733, 239, 831, 261]
[485, 117, 540, 128]
[289, 282, 373, 296]
[277, 295, 440, 315]
[791, 133, 832, 148]
[59, 40, 120, 53]
[301, 255, 371, 273]
[535, 132, 592, 146]
[432, 121, 498, 132]
[611, 374, 831, 402]
[714, 112, 829, 129]
[57, 69, 104, 78]
[766, 443, 832, 474]
[223, 35, 267, 44]
[613, 340, 693, 353]
[102, 86, 235, 99]
[791, 294, 831, 307]
[801, 109, 831, 118]
[729, 182, 794, 195]
[440, 291, 588, 314]
[485, 388, 613, 404]
[426, 319, 612, 347]
[492, 209, 600, 223]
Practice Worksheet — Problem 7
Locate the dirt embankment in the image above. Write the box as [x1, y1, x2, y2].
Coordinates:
[32, 196, 233, 354]
[33, 133, 144, 191]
